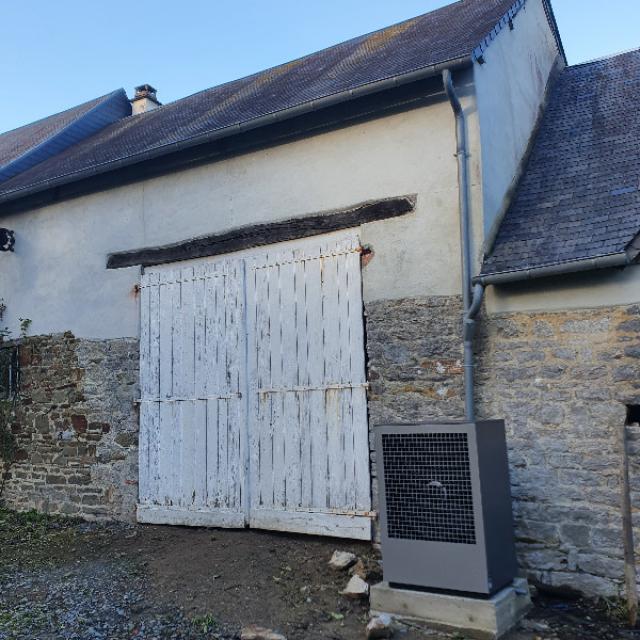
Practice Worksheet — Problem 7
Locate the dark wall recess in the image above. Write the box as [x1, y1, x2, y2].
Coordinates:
[107, 194, 416, 269]
[627, 405, 640, 425]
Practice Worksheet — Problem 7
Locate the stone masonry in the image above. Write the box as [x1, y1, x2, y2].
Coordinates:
[365, 296, 464, 534]
[366, 295, 465, 426]
[0, 333, 139, 520]
[477, 302, 640, 598]
[2, 299, 639, 598]
[365, 295, 640, 598]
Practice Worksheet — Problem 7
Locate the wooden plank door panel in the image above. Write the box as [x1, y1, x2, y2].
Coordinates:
[138, 231, 371, 538]
[246, 233, 372, 540]
[138, 260, 246, 527]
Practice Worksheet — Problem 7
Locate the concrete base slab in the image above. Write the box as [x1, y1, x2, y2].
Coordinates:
[370, 578, 532, 640]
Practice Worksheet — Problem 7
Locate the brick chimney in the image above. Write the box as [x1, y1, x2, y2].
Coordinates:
[131, 84, 161, 115]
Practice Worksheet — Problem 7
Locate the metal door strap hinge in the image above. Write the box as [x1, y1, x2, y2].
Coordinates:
[135, 392, 242, 404]
[257, 382, 369, 395]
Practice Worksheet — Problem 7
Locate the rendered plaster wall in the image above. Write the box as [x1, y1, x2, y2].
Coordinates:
[486, 264, 640, 314]
[474, 0, 563, 246]
[0, 334, 139, 521]
[0, 97, 480, 340]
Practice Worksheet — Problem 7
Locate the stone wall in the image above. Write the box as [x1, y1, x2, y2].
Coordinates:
[365, 295, 640, 597]
[3, 298, 639, 598]
[366, 296, 465, 426]
[0, 333, 139, 521]
[477, 303, 640, 597]
[365, 295, 464, 529]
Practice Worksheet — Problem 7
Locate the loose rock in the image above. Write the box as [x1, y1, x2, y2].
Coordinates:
[520, 619, 551, 633]
[349, 558, 368, 579]
[329, 550, 357, 570]
[341, 575, 369, 599]
[366, 615, 393, 639]
[240, 624, 287, 640]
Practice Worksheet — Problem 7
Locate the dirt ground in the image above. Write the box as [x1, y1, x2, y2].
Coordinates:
[0, 509, 637, 640]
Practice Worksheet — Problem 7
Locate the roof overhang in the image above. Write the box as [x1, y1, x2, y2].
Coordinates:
[475, 243, 640, 286]
[0, 1, 568, 215]
[0, 58, 470, 215]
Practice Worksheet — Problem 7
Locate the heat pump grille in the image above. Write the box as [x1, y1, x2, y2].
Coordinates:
[381, 432, 476, 544]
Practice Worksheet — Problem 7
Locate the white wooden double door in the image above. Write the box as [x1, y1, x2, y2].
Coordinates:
[137, 232, 372, 539]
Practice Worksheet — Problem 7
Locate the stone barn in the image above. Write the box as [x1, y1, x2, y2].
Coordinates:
[0, 0, 638, 599]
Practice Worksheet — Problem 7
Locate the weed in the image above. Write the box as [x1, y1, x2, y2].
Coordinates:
[0, 606, 50, 635]
[0, 300, 9, 342]
[192, 613, 218, 634]
[18, 318, 31, 338]
[0, 507, 81, 569]
[598, 596, 629, 623]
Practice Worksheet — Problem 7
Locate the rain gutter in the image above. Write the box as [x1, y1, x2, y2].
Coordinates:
[474, 251, 639, 286]
[0, 57, 471, 206]
[458, 255, 638, 424]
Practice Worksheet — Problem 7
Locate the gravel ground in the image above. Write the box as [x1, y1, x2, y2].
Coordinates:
[0, 508, 636, 640]
[0, 512, 215, 639]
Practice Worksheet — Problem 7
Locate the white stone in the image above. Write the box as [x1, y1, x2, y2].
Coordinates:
[341, 575, 369, 599]
[240, 625, 287, 640]
[520, 619, 550, 633]
[366, 614, 393, 639]
[329, 550, 357, 570]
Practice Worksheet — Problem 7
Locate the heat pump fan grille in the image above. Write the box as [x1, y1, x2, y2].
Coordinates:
[381, 432, 476, 544]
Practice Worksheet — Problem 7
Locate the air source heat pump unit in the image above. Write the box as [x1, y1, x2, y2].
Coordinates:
[375, 421, 517, 596]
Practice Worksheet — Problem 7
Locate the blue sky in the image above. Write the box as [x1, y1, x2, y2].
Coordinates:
[0, 0, 638, 133]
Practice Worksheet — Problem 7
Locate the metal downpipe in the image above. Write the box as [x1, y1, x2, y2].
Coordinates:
[463, 284, 485, 421]
[443, 69, 472, 313]
[443, 69, 482, 421]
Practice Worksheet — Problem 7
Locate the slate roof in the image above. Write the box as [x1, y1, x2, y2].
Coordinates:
[0, 90, 130, 184]
[481, 49, 640, 279]
[0, 0, 540, 204]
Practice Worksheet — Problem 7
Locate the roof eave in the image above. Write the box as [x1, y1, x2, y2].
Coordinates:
[542, 0, 568, 65]
[0, 56, 471, 208]
[475, 249, 639, 286]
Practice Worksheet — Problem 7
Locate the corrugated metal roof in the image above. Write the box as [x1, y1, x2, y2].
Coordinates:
[481, 49, 640, 278]
[0, 0, 526, 204]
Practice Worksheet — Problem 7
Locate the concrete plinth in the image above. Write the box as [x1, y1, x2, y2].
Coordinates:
[370, 578, 532, 640]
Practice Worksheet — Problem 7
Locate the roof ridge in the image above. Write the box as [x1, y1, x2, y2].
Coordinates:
[0, 0, 521, 208]
[0, 89, 123, 139]
[568, 46, 640, 69]
[0, 89, 131, 184]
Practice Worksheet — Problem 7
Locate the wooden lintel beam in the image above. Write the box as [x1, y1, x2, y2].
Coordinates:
[107, 194, 416, 269]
